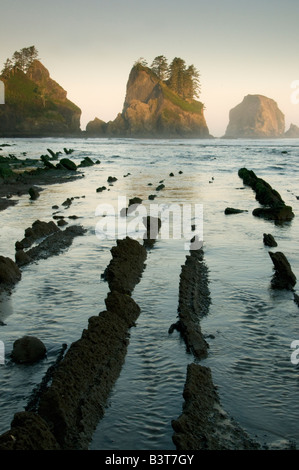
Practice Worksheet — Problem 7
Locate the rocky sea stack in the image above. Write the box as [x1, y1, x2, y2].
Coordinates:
[86, 60, 210, 138]
[224, 94, 285, 138]
[0, 47, 81, 137]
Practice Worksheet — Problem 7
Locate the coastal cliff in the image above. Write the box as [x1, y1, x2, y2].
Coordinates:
[224, 94, 285, 138]
[86, 63, 210, 138]
[0, 58, 81, 137]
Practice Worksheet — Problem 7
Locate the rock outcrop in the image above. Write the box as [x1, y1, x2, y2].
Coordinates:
[284, 123, 299, 138]
[172, 363, 260, 450]
[86, 64, 210, 138]
[169, 248, 210, 360]
[0, 60, 81, 137]
[238, 167, 294, 222]
[224, 94, 285, 138]
[269, 251, 297, 290]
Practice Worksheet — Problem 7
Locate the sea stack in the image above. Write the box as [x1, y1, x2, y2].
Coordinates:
[86, 61, 211, 138]
[0, 55, 81, 137]
[224, 94, 285, 138]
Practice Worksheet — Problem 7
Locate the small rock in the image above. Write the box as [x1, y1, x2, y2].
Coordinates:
[29, 187, 40, 200]
[96, 186, 107, 193]
[62, 198, 72, 207]
[57, 219, 68, 227]
[107, 176, 117, 183]
[224, 207, 247, 215]
[128, 197, 142, 207]
[156, 184, 165, 191]
[79, 157, 94, 167]
[263, 233, 278, 247]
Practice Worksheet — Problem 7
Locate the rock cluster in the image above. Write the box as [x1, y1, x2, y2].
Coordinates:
[14, 219, 86, 267]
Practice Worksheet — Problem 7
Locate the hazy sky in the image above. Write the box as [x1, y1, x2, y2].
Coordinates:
[1, 0, 298, 136]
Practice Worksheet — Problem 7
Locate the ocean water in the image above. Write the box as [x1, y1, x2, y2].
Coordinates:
[0, 137, 299, 450]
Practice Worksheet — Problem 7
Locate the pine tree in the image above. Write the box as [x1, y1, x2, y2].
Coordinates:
[168, 57, 186, 96]
[151, 55, 169, 81]
[1, 58, 14, 78]
[2, 46, 39, 76]
[184, 65, 201, 99]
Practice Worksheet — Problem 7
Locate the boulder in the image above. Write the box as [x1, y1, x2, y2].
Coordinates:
[11, 336, 46, 364]
[59, 158, 77, 171]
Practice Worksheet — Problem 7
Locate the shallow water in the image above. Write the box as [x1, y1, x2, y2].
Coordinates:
[0, 137, 299, 449]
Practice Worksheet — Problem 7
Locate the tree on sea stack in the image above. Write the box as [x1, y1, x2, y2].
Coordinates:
[2, 46, 39, 76]
[151, 55, 169, 81]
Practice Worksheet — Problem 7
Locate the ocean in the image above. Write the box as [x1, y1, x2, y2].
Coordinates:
[0, 137, 299, 450]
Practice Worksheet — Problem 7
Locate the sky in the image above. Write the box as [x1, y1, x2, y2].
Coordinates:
[0, 0, 299, 137]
